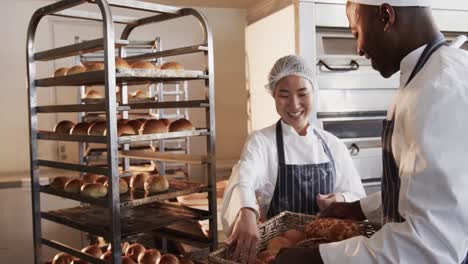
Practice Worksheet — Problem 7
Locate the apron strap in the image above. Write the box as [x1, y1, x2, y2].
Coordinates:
[313, 129, 337, 177]
[276, 120, 286, 164]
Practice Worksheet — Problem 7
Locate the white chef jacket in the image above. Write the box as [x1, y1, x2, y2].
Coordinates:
[320, 45, 468, 263]
[221, 120, 366, 235]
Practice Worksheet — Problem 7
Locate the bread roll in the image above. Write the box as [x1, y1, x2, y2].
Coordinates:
[159, 118, 171, 128]
[54, 120, 75, 134]
[96, 175, 108, 185]
[129, 173, 150, 190]
[52, 252, 74, 264]
[85, 62, 105, 72]
[82, 174, 100, 184]
[131, 61, 157, 70]
[100, 251, 112, 262]
[266, 236, 292, 255]
[125, 243, 145, 262]
[88, 121, 107, 136]
[64, 178, 85, 194]
[54, 67, 69, 77]
[159, 254, 179, 264]
[81, 244, 102, 258]
[50, 176, 70, 190]
[118, 119, 129, 125]
[144, 175, 169, 194]
[168, 118, 194, 132]
[68, 65, 87, 75]
[116, 57, 131, 70]
[70, 122, 92, 135]
[106, 241, 130, 253]
[137, 249, 161, 264]
[141, 119, 168, 134]
[161, 62, 184, 70]
[104, 178, 129, 194]
[121, 176, 132, 186]
[118, 123, 136, 136]
[257, 250, 276, 263]
[136, 118, 147, 123]
[80, 183, 107, 198]
[70, 259, 86, 264]
[283, 229, 306, 245]
[122, 256, 137, 264]
[85, 89, 103, 99]
[126, 120, 143, 134]
[179, 258, 194, 264]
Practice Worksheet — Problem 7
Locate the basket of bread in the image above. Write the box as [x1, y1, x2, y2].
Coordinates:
[208, 211, 380, 264]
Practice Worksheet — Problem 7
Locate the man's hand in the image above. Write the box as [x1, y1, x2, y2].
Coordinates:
[226, 208, 260, 264]
[274, 247, 324, 264]
[316, 193, 345, 211]
[318, 200, 366, 221]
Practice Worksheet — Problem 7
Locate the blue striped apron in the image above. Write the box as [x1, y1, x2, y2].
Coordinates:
[266, 120, 336, 219]
[380, 33, 467, 262]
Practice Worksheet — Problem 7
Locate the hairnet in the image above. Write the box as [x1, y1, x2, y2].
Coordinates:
[265, 55, 320, 126]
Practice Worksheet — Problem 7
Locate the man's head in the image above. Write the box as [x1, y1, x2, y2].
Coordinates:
[346, 1, 438, 78]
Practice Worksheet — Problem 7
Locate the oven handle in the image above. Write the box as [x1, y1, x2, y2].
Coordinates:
[318, 60, 360, 72]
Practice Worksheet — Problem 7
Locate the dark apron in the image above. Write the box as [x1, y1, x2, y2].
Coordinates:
[380, 33, 467, 263]
[266, 120, 336, 219]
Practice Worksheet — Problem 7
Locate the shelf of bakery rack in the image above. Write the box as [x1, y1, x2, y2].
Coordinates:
[37, 160, 109, 174]
[35, 69, 208, 87]
[42, 239, 108, 264]
[36, 129, 208, 144]
[152, 226, 212, 248]
[40, 179, 209, 208]
[125, 45, 208, 62]
[52, 9, 137, 24]
[121, 150, 211, 165]
[34, 38, 129, 61]
[41, 201, 211, 239]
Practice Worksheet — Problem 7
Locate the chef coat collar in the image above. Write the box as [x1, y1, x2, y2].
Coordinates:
[399, 44, 427, 88]
[280, 119, 314, 136]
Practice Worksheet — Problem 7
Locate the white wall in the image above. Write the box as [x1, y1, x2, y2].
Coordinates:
[0, 1, 248, 174]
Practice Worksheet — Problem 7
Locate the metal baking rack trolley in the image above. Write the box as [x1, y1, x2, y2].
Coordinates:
[26, 1, 217, 263]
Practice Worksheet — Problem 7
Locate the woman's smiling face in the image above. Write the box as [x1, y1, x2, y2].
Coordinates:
[274, 75, 313, 135]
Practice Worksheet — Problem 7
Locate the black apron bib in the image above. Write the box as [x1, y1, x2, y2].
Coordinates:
[266, 120, 336, 219]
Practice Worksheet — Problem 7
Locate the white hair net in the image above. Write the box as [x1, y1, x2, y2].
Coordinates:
[265, 55, 320, 126]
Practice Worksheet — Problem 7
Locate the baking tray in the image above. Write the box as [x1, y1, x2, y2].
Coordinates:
[41, 201, 211, 240]
[40, 179, 208, 208]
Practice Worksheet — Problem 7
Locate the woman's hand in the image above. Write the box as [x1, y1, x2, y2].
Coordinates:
[226, 207, 260, 264]
[316, 193, 345, 211]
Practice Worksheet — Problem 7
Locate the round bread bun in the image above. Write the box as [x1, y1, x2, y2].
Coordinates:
[266, 236, 292, 255]
[125, 243, 145, 262]
[168, 118, 194, 132]
[70, 259, 86, 264]
[70, 122, 92, 136]
[88, 121, 107, 136]
[159, 254, 179, 264]
[85, 62, 105, 72]
[159, 118, 171, 128]
[144, 175, 169, 194]
[50, 176, 70, 190]
[68, 65, 87, 75]
[64, 178, 85, 194]
[52, 252, 74, 264]
[122, 256, 137, 264]
[54, 67, 69, 77]
[137, 249, 161, 264]
[131, 61, 157, 70]
[104, 178, 129, 194]
[141, 119, 168, 134]
[107, 241, 130, 253]
[54, 120, 75, 134]
[116, 57, 131, 70]
[161, 61, 184, 70]
[81, 244, 103, 258]
[117, 119, 129, 125]
[85, 89, 104, 99]
[100, 251, 112, 262]
[96, 175, 108, 185]
[257, 250, 276, 263]
[126, 120, 143, 134]
[129, 173, 150, 190]
[121, 176, 132, 186]
[136, 118, 147, 123]
[118, 123, 136, 136]
[82, 174, 100, 184]
[80, 183, 107, 198]
[179, 258, 194, 264]
[283, 229, 306, 245]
